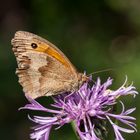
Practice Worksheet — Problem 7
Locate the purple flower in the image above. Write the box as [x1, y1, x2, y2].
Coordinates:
[20, 77, 138, 140]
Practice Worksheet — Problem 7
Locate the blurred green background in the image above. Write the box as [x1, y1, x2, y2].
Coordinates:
[0, 0, 140, 139]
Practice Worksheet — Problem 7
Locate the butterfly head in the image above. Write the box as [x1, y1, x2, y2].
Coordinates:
[78, 73, 89, 87]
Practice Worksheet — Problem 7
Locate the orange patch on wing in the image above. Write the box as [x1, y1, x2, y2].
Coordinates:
[34, 43, 49, 52]
[34, 44, 70, 68]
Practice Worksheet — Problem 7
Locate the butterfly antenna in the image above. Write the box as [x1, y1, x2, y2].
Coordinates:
[87, 68, 114, 77]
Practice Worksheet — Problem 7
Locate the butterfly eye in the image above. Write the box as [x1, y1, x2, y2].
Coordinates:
[31, 43, 38, 49]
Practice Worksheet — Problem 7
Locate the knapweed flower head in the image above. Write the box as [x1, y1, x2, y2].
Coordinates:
[20, 77, 138, 140]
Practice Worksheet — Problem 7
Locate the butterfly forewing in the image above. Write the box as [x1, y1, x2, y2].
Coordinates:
[11, 31, 80, 99]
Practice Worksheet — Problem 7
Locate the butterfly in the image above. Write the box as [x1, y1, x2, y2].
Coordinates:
[11, 31, 88, 99]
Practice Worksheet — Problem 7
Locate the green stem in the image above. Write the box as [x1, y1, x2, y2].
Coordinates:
[71, 121, 80, 140]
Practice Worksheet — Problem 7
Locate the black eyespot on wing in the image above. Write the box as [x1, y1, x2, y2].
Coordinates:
[31, 43, 38, 49]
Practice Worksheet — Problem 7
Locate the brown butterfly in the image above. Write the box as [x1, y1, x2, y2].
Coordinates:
[11, 31, 88, 99]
